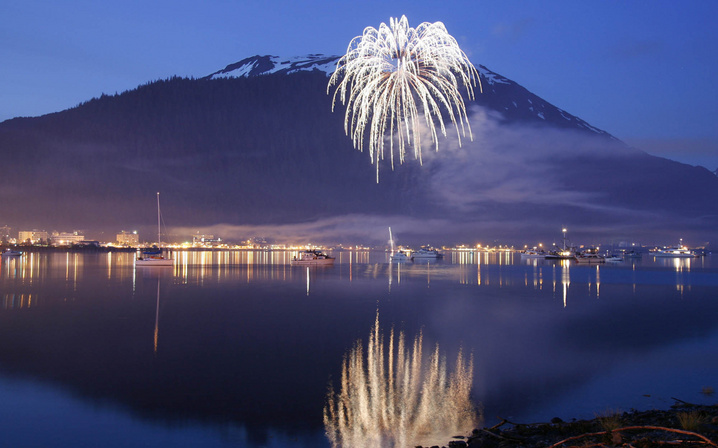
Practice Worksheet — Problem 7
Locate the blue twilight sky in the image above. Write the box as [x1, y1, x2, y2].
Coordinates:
[2, 0, 717, 168]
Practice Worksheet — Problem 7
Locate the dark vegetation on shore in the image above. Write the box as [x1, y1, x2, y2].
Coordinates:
[435, 400, 718, 448]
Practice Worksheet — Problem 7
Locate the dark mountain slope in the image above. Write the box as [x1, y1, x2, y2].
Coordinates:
[0, 74, 426, 235]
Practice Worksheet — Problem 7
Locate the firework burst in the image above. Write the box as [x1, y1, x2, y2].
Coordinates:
[328, 15, 481, 182]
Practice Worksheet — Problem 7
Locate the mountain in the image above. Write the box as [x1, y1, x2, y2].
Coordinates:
[0, 55, 716, 247]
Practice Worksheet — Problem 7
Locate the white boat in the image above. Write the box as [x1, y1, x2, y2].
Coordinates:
[604, 255, 623, 262]
[136, 249, 173, 266]
[390, 250, 411, 262]
[653, 246, 696, 258]
[388, 227, 411, 262]
[136, 192, 173, 267]
[574, 253, 605, 264]
[520, 248, 547, 258]
[291, 250, 335, 266]
[2, 248, 22, 257]
[411, 247, 443, 260]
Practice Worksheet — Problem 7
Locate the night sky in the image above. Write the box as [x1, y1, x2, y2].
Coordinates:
[3, 0, 717, 168]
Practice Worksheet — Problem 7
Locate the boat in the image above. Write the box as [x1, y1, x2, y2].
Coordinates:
[544, 228, 575, 259]
[545, 251, 575, 260]
[136, 248, 173, 266]
[653, 246, 697, 258]
[136, 192, 173, 267]
[623, 250, 642, 258]
[411, 247, 443, 260]
[604, 254, 623, 262]
[520, 248, 547, 258]
[388, 227, 411, 262]
[390, 250, 411, 262]
[1, 248, 22, 257]
[574, 252, 605, 264]
[291, 250, 335, 266]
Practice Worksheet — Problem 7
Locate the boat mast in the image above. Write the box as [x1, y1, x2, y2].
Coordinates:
[389, 227, 394, 253]
[156, 192, 161, 248]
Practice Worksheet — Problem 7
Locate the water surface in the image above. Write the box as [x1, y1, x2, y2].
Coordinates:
[1, 250, 716, 447]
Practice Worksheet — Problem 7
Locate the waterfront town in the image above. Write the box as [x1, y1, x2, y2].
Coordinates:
[0, 227, 230, 249]
[0, 224, 711, 259]
[0, 227, 364, 252]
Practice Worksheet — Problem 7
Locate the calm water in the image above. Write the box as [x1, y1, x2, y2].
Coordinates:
[0, 250, 716, 447]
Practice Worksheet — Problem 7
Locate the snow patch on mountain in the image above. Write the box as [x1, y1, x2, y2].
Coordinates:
[206, 54, 339, 79]
[477, 65, 512, 86]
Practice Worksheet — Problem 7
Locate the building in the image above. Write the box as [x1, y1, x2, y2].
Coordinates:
[116, 230, 139, 247]
[0, 226, 12, 244]
[50, 231, 85, 246]
[18, 230, 49, 244]
[192, 234, 222, 247]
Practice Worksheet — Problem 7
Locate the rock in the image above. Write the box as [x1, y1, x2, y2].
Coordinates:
[447, 404, 718, 448]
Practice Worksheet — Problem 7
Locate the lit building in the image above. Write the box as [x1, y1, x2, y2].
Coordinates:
[18, 230, 49, 244]
[116, 230, 139, 246]
[192, 234, 222, 247]
[0, 226, 12, 244]
[50, 231, 85, 246]
[248, 237, 268, 248]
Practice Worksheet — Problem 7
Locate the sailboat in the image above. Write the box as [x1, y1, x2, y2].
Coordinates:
[136, 192, 173, 267]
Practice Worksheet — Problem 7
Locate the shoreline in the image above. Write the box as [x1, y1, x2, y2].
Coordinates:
[438, 401, 718, 448]
[2, 245, 135, 253]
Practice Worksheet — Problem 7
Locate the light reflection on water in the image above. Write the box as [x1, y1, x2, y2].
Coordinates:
[0, 250, 716, 447]
[324, 313, 478, 448]
[2, 250, 717, 309]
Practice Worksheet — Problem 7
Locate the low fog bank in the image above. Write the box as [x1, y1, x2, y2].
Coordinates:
[175, 109, 717, 248]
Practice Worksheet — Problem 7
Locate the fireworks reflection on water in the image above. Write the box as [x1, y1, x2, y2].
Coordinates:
[324, 313, 480, 448]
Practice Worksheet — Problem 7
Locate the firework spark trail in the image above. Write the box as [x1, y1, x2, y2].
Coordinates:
[328, 15, 481, 182]
[323, 313, 480, 448]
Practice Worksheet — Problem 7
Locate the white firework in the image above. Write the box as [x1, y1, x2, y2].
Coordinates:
[328, 15, 481, 182]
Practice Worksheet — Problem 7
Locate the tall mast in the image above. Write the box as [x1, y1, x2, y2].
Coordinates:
[156, 192, 161, 248]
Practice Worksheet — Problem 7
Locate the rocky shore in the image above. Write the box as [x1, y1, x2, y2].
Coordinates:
[432, 401, 718, 448]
